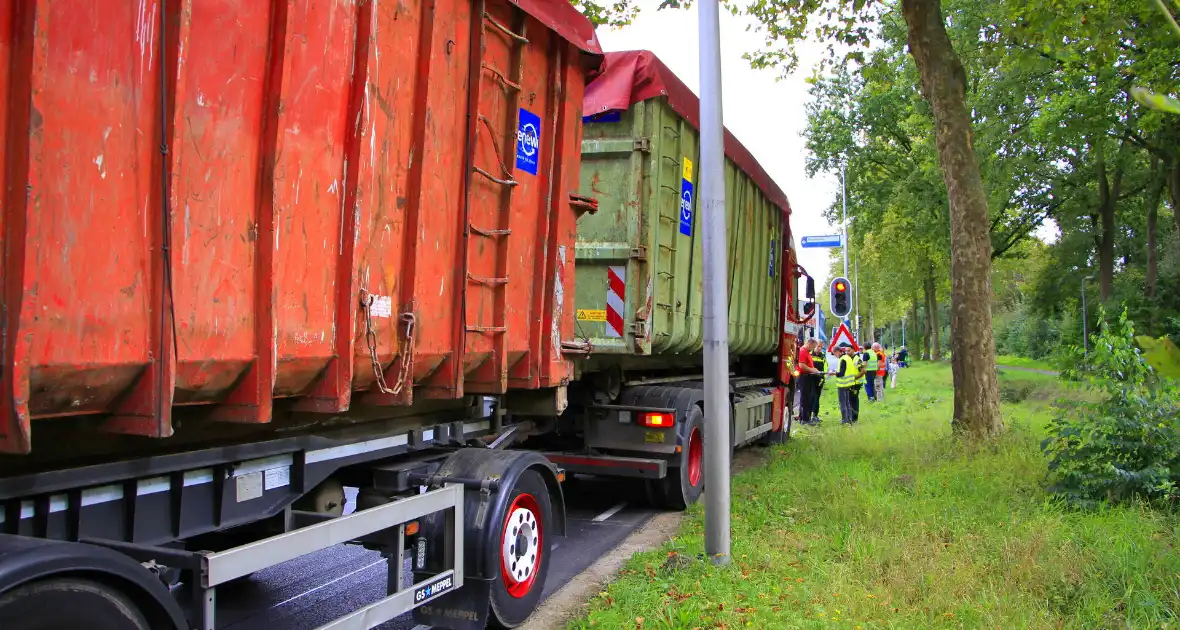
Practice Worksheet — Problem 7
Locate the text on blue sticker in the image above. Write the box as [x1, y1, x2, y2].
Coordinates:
[516, 108, 541, 176]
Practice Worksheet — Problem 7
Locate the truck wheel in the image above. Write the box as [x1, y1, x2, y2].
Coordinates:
[0, 578, 150, 630]
[659, 405, 706, 511]
[488, 470, 553, 629]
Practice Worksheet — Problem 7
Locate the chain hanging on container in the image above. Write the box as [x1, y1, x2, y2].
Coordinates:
[359, 289, 415, 396]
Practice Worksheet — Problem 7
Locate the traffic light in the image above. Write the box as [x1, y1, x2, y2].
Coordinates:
[830, 277, 851, 318]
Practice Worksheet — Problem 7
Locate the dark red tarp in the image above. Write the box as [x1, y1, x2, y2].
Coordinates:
[513, 0, 604, 56]
[583, 50, 791, 215]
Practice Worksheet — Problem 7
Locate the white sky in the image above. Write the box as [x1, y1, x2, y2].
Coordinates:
[595, 3, 842, 289]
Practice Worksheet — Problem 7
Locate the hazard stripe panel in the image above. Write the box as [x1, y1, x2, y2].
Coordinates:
[606, 266, 626, 338]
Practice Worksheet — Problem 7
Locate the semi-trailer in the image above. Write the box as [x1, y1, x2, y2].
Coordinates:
[0, 1, 599, 628]
[0, 4, 810, 629]
[527, 50, 813, 510]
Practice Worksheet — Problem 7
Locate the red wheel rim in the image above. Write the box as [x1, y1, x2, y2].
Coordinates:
[500, 493, 543, 599]
[687, 427, 703, 487]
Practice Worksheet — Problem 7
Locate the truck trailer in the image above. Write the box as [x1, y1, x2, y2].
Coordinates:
[0, 0, 602, 628]
[0, 4, 807, 629]
[527, 50, 812, 510]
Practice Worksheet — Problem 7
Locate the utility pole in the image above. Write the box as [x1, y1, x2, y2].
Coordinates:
[853, 258, 860, 341]
[698, 0, 731, 567]
[901, 316, 907, 346]
[840, 163, 849, 280]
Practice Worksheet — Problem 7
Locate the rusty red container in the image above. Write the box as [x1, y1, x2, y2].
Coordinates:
[0, 0, 601, 454]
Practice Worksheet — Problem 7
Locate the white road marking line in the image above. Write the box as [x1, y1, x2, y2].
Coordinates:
[269, 558, 387, 610]
[592, 501, 628, 522]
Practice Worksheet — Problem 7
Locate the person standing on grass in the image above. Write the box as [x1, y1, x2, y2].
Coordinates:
[812, 344, 828, 424]
[796, 338, 821, 425]
[888, 353, 900, 388]
[860, 346, 875, 402]
[872, 343, 887, 403]
[834, 344, 863, 424]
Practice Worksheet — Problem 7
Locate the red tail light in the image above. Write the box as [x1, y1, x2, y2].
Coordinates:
[639, 412, 675, 428]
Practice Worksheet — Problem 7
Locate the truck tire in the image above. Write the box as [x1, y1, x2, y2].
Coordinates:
[658, 405, 706, 511]
[488, 470, 554, 628]
[0, 578, 150, 630]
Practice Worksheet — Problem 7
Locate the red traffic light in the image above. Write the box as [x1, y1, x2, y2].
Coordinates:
[835, 281, 846, 291]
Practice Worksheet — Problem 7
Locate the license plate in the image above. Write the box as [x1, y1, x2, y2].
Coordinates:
[644, 431, 666, 444]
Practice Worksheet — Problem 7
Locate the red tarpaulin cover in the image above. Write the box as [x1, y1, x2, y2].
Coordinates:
[584, 50, 791, 215]
[514, 0, 604, 56]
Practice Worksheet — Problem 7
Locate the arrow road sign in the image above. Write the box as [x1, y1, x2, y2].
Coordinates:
[800, 234, 843, 248]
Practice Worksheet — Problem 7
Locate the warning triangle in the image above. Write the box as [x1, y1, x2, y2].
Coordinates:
[827, 322, 860, 354]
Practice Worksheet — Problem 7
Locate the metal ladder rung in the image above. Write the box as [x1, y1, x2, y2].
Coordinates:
[483, 12, 529, 43]
[467, 274, 509, 286]
[471, 225, 512, 237]
[473, 166, 518, 187]
[481, 63, 522, 91]
[466, 325, 508, 333]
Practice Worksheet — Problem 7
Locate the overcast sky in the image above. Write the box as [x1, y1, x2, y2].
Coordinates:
[595, 2, 843, 290]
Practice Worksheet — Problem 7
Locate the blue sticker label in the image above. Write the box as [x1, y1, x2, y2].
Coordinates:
[679, 157, 694, 237]
[516, 108, 541, 176]
[769, 240, 776, 277]
[583, 110, 623, 124]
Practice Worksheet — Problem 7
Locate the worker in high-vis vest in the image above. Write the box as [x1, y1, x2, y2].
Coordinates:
[833, 343, 864, 424]
[863, 346, 879, 402]
[812, 347, 828, 423]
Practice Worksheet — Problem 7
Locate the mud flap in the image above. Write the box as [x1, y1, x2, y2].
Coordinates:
[412, 576, 491, 630]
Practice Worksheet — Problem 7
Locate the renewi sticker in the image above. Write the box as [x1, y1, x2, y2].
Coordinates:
[577, 309, 607, 322]
[515, 108, 541, 176]
[679, 157, 694, 237]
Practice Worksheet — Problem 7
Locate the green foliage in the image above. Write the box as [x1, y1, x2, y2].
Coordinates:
[1137, 334, 1180, 377]
[572, 363, 1180, 629]
[1042, 309, 1180, 507]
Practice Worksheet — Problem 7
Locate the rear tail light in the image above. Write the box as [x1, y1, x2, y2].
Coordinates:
[639, 412, 675, 428]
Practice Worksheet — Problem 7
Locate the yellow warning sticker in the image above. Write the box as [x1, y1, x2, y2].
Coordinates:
[645, 431, 666, 444]
[682, 157, 694, 182]
[577, 309, 607, 322]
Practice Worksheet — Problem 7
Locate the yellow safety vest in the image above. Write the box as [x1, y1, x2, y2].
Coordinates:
[854, 354, 866, 385]
[836, 355, 857, 388]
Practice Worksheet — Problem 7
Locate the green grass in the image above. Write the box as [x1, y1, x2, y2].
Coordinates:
[570, 364, 1180, 630]
[995, 355, 1058, 372]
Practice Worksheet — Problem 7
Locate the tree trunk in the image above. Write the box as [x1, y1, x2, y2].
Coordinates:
[924, 272, 941, 360]
[921, 280, 933, 360]
[1094, 141, 1125, 303]
[909, 297, 920, 357]
[1145, 156, 1164, 298]
[901, 0, 1003, 438]
[1169, 160, 1180, 258]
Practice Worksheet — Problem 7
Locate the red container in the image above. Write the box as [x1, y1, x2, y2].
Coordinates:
[0, 0, 602, 454]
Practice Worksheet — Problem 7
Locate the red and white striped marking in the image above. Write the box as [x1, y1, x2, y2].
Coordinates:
[606, 266, 625, 338]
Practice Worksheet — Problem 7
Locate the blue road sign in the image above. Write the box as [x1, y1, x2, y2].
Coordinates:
[800, 234, 844, 248]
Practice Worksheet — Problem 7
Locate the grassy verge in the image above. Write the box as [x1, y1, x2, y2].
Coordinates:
[995, 354, 1057, 372]
[570, 363, 1179, 629]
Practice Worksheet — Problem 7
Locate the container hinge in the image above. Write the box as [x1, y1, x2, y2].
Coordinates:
[630, 246, 647, 261]
[561, 339, 593, 355]
[633, 137, 652, 153]
[630, 322, 647, 336]
[569, 193, 598, 216]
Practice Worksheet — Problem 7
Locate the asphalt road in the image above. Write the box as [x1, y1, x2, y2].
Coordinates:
[214, 476, 658, 630]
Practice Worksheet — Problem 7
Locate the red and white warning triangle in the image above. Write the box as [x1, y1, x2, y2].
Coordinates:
[827, 322, 860, 354]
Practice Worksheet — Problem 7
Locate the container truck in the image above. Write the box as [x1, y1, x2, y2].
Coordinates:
[518, 50, 813, 510]
[0, 0, 603, 628]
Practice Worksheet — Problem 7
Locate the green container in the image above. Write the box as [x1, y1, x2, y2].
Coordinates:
[575, 99, 784, 367]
